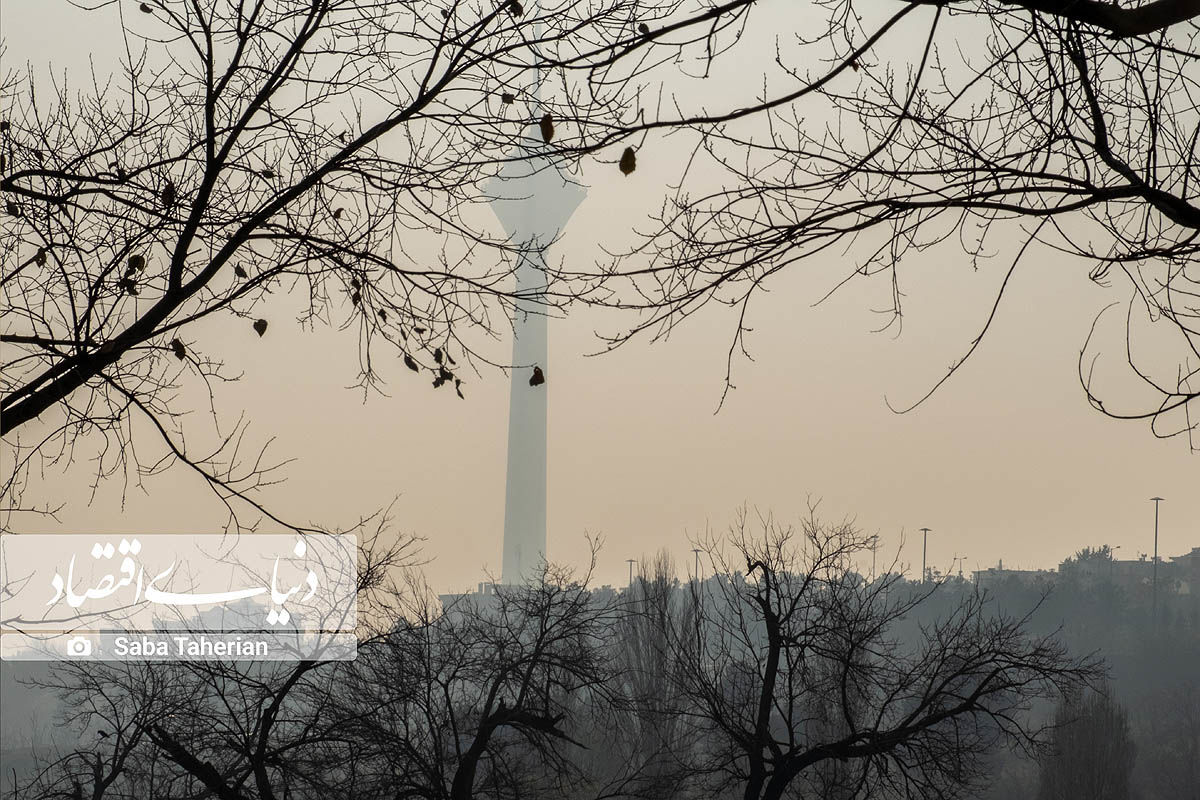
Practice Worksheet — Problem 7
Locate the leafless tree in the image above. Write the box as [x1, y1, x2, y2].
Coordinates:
[9, 660, 190, 800]
[8, 530, 419, 800]
[13, 660, 354, 800]
[665, 508, 1098, 800]
[571, 0, 1200, 442]
[334, 552, 622, 800]
[0, 0, 653, 528]
[8, 512, 1111, 800]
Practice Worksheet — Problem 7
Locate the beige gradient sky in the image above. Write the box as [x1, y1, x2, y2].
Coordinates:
[4, 1, 1197, 592]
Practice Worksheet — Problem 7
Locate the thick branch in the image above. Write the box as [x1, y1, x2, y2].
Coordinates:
[149, 726, 247, 800]
[985, 0, 1200, 37]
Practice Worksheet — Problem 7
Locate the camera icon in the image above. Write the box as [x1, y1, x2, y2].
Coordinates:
[65, 635, 92, 658]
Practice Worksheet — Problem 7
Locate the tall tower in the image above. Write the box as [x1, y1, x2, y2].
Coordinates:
[488, 2, 585, 585]
[491, 157, 584, 585]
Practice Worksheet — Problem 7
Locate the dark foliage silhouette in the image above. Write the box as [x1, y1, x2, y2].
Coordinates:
[1036, 687, 1136, 800]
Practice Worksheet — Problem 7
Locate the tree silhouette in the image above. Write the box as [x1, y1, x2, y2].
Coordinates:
[334, 552, 620, 800]
[578, 0, 1200, 442]
[1134, 674, 1200, 800]
[7, 520, 1109, 800]
[669, 509, 1099, 800]
[0, 0, 643, 528]
[9, 549, 626, 800]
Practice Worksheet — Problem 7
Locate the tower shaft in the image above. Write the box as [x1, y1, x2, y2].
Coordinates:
[501, 251, 549, 584]
[490, 157, 585, 586]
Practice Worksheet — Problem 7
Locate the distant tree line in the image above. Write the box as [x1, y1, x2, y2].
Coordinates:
[12, 512, 1104, 800]
[928, 546, 1200, 800]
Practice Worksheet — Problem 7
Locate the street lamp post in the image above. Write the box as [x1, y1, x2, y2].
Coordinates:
[691, 548, 703, 583]
[920, 528, 932, 585]
[1151, 497, 1164, 627]
[626, 558, 637, 589]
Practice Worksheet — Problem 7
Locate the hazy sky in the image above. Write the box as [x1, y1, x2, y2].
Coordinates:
[5, 1, 1197, 592]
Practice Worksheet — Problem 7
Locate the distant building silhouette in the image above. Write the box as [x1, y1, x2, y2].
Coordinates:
[974, 545, 1200, 596]
[974, 564, 1058, 589]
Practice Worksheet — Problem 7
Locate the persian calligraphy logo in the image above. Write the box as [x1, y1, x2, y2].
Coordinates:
[0, 534, 358, 661]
